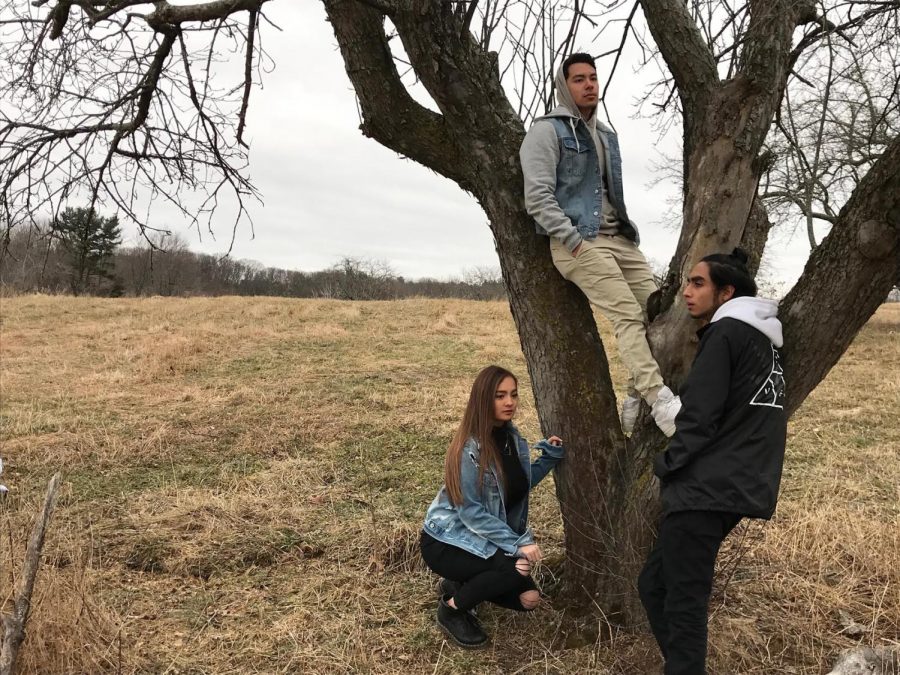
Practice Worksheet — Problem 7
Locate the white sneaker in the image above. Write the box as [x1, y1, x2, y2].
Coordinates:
[650, 386, 681, 437]
[620, 395, 641, 435]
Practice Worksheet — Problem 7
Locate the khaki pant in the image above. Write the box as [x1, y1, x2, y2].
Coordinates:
[550, 234, 664, 399]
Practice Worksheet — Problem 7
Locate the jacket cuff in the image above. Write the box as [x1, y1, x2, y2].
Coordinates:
[563, 230, 583, 254]
[534, 439, 564, 459]
[513, 529, 535, 551]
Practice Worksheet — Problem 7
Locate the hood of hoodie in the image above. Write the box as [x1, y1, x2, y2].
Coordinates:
[710, 296, 783, 347]
[535, 64, 613, 134]
[530, 63, 614, 161]
[554, 62, 583, 120]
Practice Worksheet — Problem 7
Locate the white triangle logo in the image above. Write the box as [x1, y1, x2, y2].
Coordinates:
[751, 346, 785, 409]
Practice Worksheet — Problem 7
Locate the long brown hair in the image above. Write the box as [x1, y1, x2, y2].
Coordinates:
[444, 365, 517, 506]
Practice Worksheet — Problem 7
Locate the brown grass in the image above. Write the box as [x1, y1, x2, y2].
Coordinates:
[1, 295, 897, 673]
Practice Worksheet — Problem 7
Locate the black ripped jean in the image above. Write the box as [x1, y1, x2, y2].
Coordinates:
[638, 510, 742, 675]
[420, 531, 538, 612]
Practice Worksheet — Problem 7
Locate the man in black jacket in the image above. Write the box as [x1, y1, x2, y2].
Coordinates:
[638, 248, 787, 675]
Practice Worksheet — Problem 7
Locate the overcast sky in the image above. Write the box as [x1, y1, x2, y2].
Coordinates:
[124, 2, 817, 291]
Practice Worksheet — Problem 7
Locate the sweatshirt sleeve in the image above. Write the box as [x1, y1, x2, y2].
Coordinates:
[519, 121, 583, 253]
[654, 327, 733, 480]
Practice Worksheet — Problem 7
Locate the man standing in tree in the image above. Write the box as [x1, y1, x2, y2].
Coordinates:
[519, 52, 680, 437]
[638, 248, 787, 675]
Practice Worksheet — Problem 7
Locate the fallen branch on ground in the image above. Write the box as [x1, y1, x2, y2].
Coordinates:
[0, 472, 63, 675]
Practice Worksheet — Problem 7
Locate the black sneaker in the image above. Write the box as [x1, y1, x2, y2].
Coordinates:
[436, 595, 488, 649]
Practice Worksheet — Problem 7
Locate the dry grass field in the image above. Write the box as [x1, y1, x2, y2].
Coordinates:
[0, 295, 897, 674]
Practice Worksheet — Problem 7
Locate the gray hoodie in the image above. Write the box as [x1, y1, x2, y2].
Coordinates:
[519, 63, 625, 252]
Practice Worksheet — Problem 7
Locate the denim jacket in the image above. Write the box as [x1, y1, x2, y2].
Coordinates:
[422, 424, 565, 559]
[520, 107, 640, 253]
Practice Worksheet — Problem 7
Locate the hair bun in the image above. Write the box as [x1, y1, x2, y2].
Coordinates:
[731, 247, 750, 265]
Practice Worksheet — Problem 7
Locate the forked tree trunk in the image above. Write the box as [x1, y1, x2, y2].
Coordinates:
[322, 0, 900, 625]
[324, 0, 657, 622]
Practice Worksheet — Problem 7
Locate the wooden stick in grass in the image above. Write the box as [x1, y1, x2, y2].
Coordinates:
[0, 472, 62, 675]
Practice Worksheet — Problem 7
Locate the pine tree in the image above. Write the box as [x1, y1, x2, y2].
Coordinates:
[53, 207, 122, 295]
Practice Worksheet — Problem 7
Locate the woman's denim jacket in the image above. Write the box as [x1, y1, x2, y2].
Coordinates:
[422, 424, 564, 559]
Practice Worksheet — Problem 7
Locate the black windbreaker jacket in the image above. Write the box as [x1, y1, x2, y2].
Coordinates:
[655, 316, 787, 519]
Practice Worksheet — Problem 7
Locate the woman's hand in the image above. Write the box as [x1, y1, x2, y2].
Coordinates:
[518, 543, 543, 562]
[547, 436, 563, 447]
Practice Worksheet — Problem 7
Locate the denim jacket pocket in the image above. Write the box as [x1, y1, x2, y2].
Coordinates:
[424, 518, 446, 537]
[560, 136, 591, 177]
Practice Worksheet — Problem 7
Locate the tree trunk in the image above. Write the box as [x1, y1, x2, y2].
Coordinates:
[643, 0, 804, 384]
[324, 0, 662, 623]
[651, 78, 786, 387]
[323, 0, 900, 626]
[419, 3, 667, 624]
[484, 192, 653, 622]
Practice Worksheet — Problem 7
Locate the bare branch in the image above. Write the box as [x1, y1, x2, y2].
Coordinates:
[1, 0, 271, 237]
[781, 131, 900, 414]
[145, 0, 272, 27]
[323, 0, 471, 190]
[790, 1, 900, 66]
[462, 0, 479, 33]
[640, 0, 719, 113]
[236, 8, 257, 147]
[600, 1, 640, 104]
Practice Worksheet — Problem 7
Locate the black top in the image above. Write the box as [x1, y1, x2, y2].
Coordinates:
[492, 426, 528, 511]
[654, 318, 787, 519]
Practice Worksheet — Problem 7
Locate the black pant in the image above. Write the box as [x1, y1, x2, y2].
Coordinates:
[638, 510, 742, 675]
[420, 532, 538, 612]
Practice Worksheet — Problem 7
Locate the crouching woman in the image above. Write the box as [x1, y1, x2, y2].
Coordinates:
[420, 365, 565, 648]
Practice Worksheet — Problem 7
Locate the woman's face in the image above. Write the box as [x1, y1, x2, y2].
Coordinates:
[493, 376, 519, 424]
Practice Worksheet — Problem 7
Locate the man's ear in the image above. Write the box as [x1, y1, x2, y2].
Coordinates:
[721, 285, 736, 303]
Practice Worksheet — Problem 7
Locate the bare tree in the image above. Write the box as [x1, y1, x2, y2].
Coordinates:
[319, 257, 399, 300]
[461, 265, 506, 299]
[1, 0, 899, 624]
[0, 221, 45, 291]
[761, 35, 900, 249]
[0, 0, 264, 246]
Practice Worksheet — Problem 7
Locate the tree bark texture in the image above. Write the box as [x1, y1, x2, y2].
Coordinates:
[322, 0, 900, 623]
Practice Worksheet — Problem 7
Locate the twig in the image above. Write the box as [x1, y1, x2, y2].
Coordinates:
[236, 8, 258, 147]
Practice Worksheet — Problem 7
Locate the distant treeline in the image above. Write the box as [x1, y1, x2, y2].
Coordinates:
[0, 216, 506, 301]
[4, 212, 898, 303]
